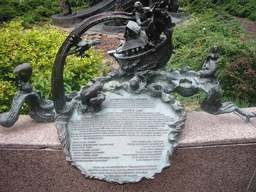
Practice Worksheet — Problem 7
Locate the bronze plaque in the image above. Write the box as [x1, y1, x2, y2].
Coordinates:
[63, 89, 185, 183]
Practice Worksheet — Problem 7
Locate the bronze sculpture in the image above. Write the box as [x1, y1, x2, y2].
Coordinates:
[1, 0, 255, 183]
[0, 63, 55, 127]
[50, 1, 255, 182]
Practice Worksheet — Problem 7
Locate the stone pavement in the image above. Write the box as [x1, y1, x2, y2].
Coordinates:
[0, 108, 255, 191]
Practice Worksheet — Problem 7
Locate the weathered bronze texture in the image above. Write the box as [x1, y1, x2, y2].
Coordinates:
[49, 2, 255, 183]
[1, 0, 255, 184]
[0, 63, 55, 127]
[50, 2, 256, 123]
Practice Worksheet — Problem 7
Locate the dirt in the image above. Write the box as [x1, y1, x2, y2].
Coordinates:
[93, 35, 122, 70]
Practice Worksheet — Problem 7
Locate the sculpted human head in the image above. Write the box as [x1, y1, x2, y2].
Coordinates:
[134, 1, 143, 11]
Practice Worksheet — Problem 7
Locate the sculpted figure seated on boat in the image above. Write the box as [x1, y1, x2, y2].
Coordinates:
[107, 0, 175, 74]
[134, 0, 175, 44]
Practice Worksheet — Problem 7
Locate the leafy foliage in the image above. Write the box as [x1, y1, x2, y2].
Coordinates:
[179, 0, 217, 13]
[168, 10, 256, 106]
[0, 0, 59, 23]
[0, 20, 106, 113]
[0, 0, 89, 26]
[179, 0, 256, 20]
[169, 10, 254, 71]
[224, 0, 256, 21]
[69, 0, 89, 11]
[221, 53, 256, 106]
[0, 81, 17, 113]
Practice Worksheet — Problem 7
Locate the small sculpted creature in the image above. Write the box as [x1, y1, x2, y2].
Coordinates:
[134, 0, 174, 43]
[13, 63, 32, 93]
[67, 37, 100, 57]
[197, 46, 219, 78]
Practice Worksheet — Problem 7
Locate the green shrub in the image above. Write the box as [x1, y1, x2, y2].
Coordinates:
[69, 0, 89, 11]
[168, 10, 256, 105]
[179, 0, 256, 21]
[179, 0, 217, 13]
[169, 10, 253, 71]
[0, 20, 106, 113]
[0, 81, 18, 113]
[0, 0, 88, 25]
[224, 0, 256, 21]
[0, 0, 60, 24]
[221, 53, 256, 106]
[0, 4, 16, 22]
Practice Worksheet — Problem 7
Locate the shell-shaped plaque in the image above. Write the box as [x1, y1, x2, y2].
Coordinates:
[56, 89, 186, 183]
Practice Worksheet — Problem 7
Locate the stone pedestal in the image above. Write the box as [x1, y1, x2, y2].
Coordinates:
[1, 108, 255, 191]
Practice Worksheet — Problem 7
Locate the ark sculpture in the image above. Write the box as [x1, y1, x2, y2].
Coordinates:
[1, 1, 255, 184]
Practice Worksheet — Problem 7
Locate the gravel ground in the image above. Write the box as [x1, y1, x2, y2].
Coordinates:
[93, 34, 122, 70]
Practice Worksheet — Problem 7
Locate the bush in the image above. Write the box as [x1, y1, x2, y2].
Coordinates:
[0, 20, 106, 113]
[0, 81, 18, 113]
[0, 0, 60, 24]
[179, 0, 256, 20]
[221, 53, 256, 106]
[69, 0, 89, 11]
[0, 0, 88, 25]
[0, 4, 16, 22]
[168, 10, 254, 71]
[168, 10, 256, 105]
[179, 0, 217, 13]
[224, 0, 256, 21]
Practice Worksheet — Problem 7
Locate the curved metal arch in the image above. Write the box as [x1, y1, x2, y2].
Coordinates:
[51, 12, 134, 113]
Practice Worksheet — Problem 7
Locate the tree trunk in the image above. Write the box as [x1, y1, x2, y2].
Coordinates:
[60, 0, 72, 16]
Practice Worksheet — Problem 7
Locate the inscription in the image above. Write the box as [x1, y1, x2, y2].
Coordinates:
[71, 110, 172, 162]
[88, 165, 158, 178]
[124, 140, 164, 161]
[107, 98, 155, 108]
[72, 110, 173, 138]
[68, 94, 178, 183]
